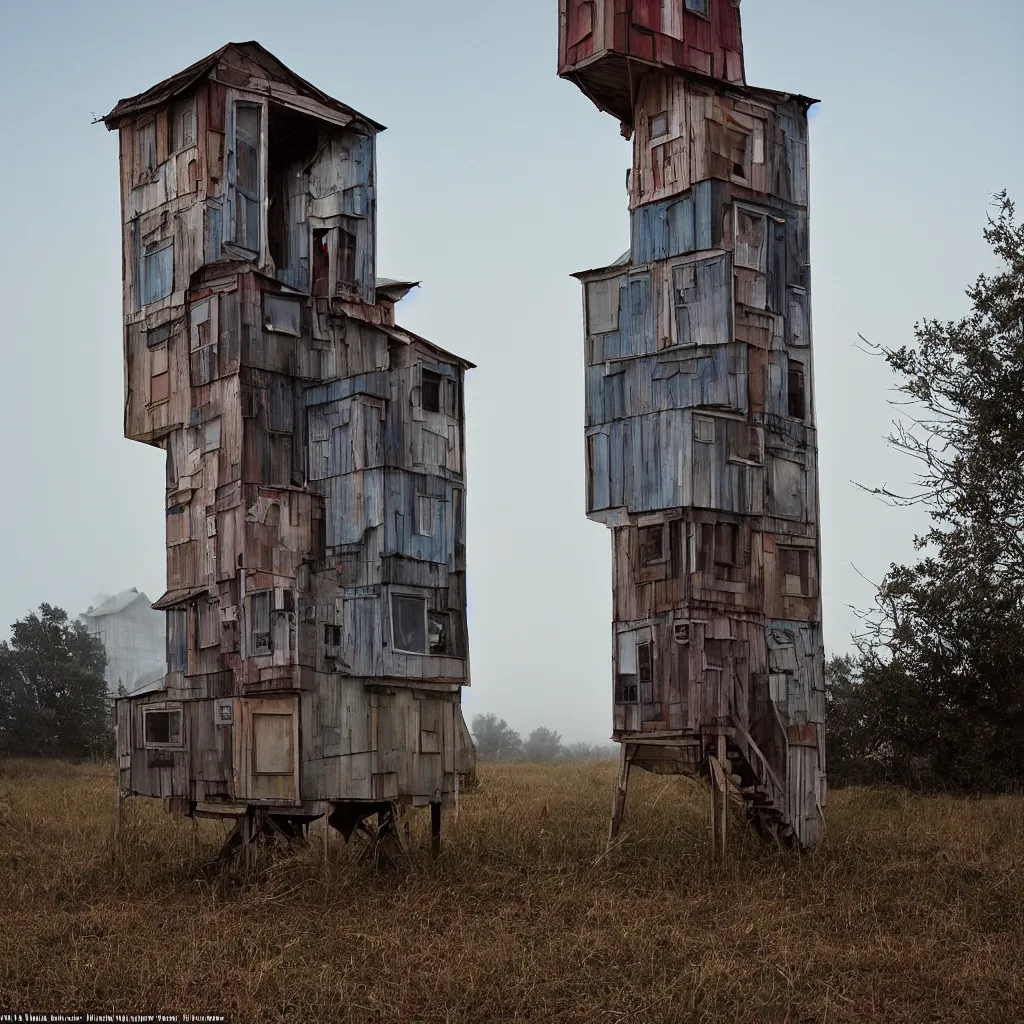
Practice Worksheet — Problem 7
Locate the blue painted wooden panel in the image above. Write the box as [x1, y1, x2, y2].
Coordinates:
[630, 181, 713, 265]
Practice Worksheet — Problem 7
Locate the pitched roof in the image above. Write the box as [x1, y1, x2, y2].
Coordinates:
[81, 589, 151, 618]
[101, 40, 385, 132]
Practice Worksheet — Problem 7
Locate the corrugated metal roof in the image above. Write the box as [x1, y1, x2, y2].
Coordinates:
[101, 41, 386, 132]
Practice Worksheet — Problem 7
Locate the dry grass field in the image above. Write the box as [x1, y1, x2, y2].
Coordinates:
[1, 759, 1023, 1023]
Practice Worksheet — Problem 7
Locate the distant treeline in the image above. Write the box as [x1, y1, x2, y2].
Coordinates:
[471, 714, 616, 763]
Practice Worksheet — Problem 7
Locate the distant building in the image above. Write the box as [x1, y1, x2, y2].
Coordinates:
[80, 589, 165, 697]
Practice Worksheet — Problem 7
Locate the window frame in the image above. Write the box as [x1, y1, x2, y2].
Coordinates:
[427, 611, 450, 656]
[390, 592, 429, 655]
[638, 523, 668, 567]
[421, 370, 442, 414]
[788, 360, 807, 420]
[140, 238, 174, 307]
[684, 0, 711, 19]
[137, 120, 157, 178]
[649, 111, 670, 141]
[780, 547, 813, 597]
[170, 98, 197, 152]
[142, 706, 184, 751]
[249, 590, 274, 656]
[233, 102, 262, 253]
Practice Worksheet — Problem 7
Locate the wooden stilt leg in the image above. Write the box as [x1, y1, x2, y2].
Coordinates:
[609, 744, 632, 843]
[241, 809, 252, 872]
[430, 801, 442, 860]
[717, 734, 728, 862]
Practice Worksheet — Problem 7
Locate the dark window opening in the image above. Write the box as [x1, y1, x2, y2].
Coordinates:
[312, 229, 330, 296]
[639, 524, 665, 566]
[144, 709, 182, 747]
[422, 371, 442, 414]
[615, 676, 639, 704]
[250, 591, 273, 655]
[267, 104, 319, 279]
[788, 361, 807, 419]
[728, 129, 749, 179]
[392, 594, 427, 654]
[324, 624, 342, 648]
[339, 226, 357, 284]
[714, 523, 739, 567]
[637, 642, 653, 685]
[167, 608, 187, 671]
[428, 612, 449, 655]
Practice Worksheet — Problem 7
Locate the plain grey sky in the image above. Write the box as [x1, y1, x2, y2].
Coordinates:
[0, 0, 1021, 743]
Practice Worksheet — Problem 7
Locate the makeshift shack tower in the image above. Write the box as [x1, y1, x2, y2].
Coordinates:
[104, 42, 475, 852]
[558, 0, 826, 850]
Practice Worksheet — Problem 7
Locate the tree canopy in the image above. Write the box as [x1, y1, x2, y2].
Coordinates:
[843, 195, 1024, 791]
[0, 604, 110, 760]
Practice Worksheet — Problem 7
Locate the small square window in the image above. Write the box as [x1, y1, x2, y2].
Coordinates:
[392, 594, 427, 654]
[142, 241, 174, 306]
[144, 708, 182, 748]
[685, 0, 710, 17]
[324, 624, 342, 648]
[638, 524, 666, 566]
[650, 111, 670, 139]
[421, 371, 442, 414]
[263, 294, 301, 336]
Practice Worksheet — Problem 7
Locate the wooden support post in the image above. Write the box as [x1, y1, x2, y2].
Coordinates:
[717, 734, 728, 862]
[430, 801, 442, 860]
[113, 779, 123, 873]
[609, 744, 632, 843]
[241, 808, 252, 872]
[708, 750, 728, 864]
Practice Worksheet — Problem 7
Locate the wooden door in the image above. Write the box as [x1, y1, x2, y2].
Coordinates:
[234, 696, 300, 804]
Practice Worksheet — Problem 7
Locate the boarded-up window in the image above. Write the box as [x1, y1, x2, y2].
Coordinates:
[780, 548, 812, 596]
[268, 377, 294, 433]
[788, 361, 807, 419]
[199, 598, 219, 648]
[167, 609, 187, 671]
[587, 433, 610, 510]
[138, 121, 157, 175]
[727, 421, 763, 465]
[142, 241, 174, 306]
[392, 594, 427, 654]
[416, 495, 440, 538]
[253, 713, 293, 774]
[189, 297, 219, 389]
[249, 591, 272, 655]
[200, 418, 221, 453]
[428, 611, 449, 655]
[673, 264, 696, 345]
[735, 209, 767, 271]
[770, 457, 804, 519]
[167, 504, 189, 545]
[234, 104, 261, 251]
[693, 415, 715, 443]
[263, 294, 301, 336]
[143, 708, 182, 748]
[639, 524, 666, 565]
[171, 99, 196, 151]
[714, 523, 739, 566]
[150, 344, 169, 404]
[586, 277, 620, 335]
[789, 288, 809, 347]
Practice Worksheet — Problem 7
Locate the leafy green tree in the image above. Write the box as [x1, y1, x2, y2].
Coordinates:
[470, 713, 523, 761]
[0, 605, 110, 760]
[856, 194, 1024, 791]
[523, 727, 564, 762]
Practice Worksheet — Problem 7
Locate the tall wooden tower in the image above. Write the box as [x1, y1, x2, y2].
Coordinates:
[559, 1, 826, 850]
[103, 43, 475, 852]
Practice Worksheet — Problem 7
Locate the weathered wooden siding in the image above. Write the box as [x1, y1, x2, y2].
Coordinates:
[108, 43, 475, 816]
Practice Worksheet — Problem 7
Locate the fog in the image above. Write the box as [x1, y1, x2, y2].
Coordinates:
[0, 0, 1021, 743]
